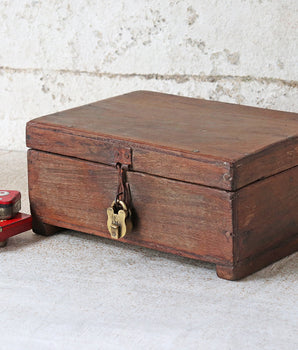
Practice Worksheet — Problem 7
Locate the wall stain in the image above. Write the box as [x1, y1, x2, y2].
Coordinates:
[187, 6, 199, 26]
[225, 50, 240, 65]
[277, 60, 284, 69]
[211, 49, 240, 65]
[0, 66, 297, 88]
[185, 38, 206, 53]
[41, 84, 50, 93]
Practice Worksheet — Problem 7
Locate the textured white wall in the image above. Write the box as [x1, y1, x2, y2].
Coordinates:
[1, 0, 297, 151]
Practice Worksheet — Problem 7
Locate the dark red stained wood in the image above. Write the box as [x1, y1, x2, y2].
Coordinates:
[235, 166, 298, 262]
[26, 91, 298, 280]
[233, 137, 298, 189]
[28, 149, 298, 280]
[28, 150, 234, 264]
[216, 166, 298, 280]
[26, 91, 298, 190]
[216, 234, 298, 280]
[26, 124, 232, 190]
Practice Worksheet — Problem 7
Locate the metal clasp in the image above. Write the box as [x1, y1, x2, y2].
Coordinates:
[107, 200, 132, 239]
[106, 163, 133, 239]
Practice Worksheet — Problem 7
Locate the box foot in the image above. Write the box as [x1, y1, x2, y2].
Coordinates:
[30, 205, 62, 236]
[216, 264, 244, 281]
[32, 219, 61, 236]
[216, 233, 298, 280]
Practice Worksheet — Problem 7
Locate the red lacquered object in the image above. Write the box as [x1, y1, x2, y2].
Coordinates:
[0, 190, 21, 220]
[0, 213, 32, 247]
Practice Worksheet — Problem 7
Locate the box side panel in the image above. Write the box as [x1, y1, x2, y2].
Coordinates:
[28, 150, 233, 264]
[233, 137, 298, 190]
[235, 166, 298, 262]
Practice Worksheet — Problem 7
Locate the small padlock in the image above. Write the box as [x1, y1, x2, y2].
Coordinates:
[107, 200, 132, 239]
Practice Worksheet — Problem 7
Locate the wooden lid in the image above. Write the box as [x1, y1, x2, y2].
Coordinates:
[26, 91, 298, 190]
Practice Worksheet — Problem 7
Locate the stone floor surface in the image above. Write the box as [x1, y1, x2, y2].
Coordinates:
[0, 150, 297, 350]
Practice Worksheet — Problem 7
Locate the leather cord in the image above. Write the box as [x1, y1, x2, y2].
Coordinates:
[116, 163, 131, 209]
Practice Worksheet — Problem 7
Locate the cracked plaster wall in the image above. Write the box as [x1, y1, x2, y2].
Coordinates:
[0, 0, 297, 150]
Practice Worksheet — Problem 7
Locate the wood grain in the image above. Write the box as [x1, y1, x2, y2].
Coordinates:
[26, 91, 298, 280]
[233, 137, 298, 189]
[28, 150, 234, 265]
[26, 124, 232, 190]
[28, 149, 298, 280]
[26, 90, 298, 190]
[216, 234, 298, 280]
[216, 166, 298, 280]
[235, 166, 298, 262]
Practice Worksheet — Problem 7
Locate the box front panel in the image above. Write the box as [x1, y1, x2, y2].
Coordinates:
[28, 150, 233, 264]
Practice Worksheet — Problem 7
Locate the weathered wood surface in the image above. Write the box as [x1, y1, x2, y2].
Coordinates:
[216, 234, 298, 280]
[28, 150, 234, 265]
[217, 166, 298, 280]
[26, 125, 232, 190]
[235, 166, 298, 262]
[28, 150, 298, 280]
[26, 91, 298, 190]
[26, 91, 298, 280]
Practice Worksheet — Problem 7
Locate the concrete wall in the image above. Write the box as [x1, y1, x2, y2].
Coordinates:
[1, 0, 297, 151]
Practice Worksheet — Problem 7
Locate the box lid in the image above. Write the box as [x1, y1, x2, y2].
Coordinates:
[26, 91, 298, 191]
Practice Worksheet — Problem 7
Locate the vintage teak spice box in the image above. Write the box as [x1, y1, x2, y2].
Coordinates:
[26, 91, 298, 280]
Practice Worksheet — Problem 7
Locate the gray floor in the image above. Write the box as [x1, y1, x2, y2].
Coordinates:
[0, 150, 297, 350]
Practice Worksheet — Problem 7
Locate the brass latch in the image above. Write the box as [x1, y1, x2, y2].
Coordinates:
[107, 163, 133, 239]
[107, 200, 132, 239]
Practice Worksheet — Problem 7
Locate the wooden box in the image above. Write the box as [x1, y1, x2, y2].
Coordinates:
[26, 91, 298, 280]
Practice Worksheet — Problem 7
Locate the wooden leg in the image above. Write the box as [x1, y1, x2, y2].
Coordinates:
[31, 206, 61, 236]
[216, 233, 298, 280]
[32, 220, 61, 236]
[32, 216, 61, 236]
[216, 264, 245, 281]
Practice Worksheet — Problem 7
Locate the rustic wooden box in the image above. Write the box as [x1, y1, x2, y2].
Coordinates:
[26, 91, 298, 280]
